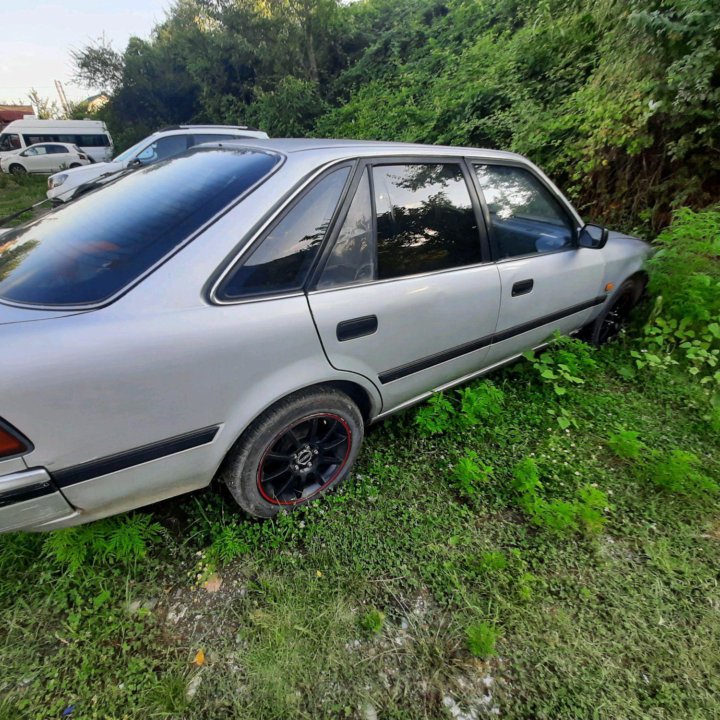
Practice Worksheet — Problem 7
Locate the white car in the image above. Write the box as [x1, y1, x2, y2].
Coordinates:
[0, 143, 93, 175]
[46, 124, 269, 203]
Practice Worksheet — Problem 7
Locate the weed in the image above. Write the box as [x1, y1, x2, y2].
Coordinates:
[466, 621, 499, 658]
[43, 514, 162, 572]
[360, 608, 385, 635]
[523, 334, 598, 396]
[645, 449, 718, 496]
[452, 451, 494, 500]
[608, 428, 645, 460]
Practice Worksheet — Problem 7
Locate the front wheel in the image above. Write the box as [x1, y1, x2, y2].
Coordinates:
[221, 387, 364, 518]
[8, 164, 26, 174]
[586, 280, 641, 346]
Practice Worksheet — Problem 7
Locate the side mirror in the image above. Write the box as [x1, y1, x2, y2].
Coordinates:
[128, 158, 142, 167]
[578, 223, 609, 249]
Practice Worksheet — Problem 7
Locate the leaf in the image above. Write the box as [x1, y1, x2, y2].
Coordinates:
[193, 649, 205, 666]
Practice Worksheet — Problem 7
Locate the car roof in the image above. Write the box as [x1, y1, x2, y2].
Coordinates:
[202, 137, 525, 161]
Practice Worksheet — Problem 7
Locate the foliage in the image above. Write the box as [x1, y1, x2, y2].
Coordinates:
[632, 206, 720, 388]
[42, 514, 162, 572]
[415, 381, 505, 436]
[512, 458, 609, 535]
[452, 451, 494, 501]
[644, 449, 718, 496]
[523, 334, 598, 397]
[608, 429, 646, 460]
[465, 620, 499, 659]
[359, 608, 385, 635]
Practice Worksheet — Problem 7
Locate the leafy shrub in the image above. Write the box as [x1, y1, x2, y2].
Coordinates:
[43, 514, 162, 573]
[512, 458, 609, 535]
[523, 335, 598, 396]
[645, 449, 718, 496]
[476, 550, 507, 573]
[415, 381, 504, 436]
[635, 207, 720, 388]
[452, 451, 495, 501]
[466, 621, 499, 658]
[359, 608, 385, 635]
[608, 429, 646, 460]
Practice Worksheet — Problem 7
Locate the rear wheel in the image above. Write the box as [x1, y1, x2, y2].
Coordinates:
[69, 163, 81, 168]
[8, 164, 25, 174]
[586, 279, 641, 346]
[221, 387, 364, 518]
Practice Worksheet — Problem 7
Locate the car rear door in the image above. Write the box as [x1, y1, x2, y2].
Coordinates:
[470, 162, 606, 365]
[307, 158, 502, 411]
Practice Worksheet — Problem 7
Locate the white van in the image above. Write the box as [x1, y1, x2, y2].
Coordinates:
[0, 119, 113, 162]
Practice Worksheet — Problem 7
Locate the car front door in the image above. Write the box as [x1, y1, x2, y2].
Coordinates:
[471, 162, 606, 366]
[307, 159, 502, 411]
[21, 146, 50, 173]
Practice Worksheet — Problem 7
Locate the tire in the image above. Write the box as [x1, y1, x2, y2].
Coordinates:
[586, 279, 642, 346]
[221, 387, 365, 518]
[69, 163, 81, 168]
[9, 164, 26, 175]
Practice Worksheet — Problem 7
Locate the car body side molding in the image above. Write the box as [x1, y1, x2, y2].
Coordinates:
[52, 425, 221, 489]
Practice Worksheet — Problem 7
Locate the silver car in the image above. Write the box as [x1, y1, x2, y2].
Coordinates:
[0, 140, 650, 532]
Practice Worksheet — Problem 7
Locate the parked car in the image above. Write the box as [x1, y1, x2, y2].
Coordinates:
[0, 119, 113, 162]
[0, 142, 93, 175]
[46, 124, 269, 203]
[0, 139, 650, 532]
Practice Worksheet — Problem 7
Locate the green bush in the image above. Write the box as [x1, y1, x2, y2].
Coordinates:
[466, 621, 499, 659]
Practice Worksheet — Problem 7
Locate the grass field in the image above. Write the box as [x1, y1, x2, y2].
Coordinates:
[0, 173, 49, 227]
[0, 181, 718, 719]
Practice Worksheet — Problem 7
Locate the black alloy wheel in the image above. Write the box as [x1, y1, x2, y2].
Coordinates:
[222, 386, 364, 518]
[257, 413, 351, 505]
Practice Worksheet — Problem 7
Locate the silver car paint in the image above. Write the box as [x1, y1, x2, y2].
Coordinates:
[0, 140, 651, 531]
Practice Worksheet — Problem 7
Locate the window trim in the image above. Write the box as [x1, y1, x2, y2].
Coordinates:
[0, 147, 286, 313]
[308, 154, 492, 292]
[208, 159, 359, 305]
[468, 158, 581, 264]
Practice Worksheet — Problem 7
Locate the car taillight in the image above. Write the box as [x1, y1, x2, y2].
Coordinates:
[0, 420, 32, 459]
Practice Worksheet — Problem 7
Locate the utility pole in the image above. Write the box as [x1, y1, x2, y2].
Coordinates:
[54, 80, 71, 117]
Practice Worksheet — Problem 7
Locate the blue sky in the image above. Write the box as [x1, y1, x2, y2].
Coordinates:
[0, 0, 169, 104]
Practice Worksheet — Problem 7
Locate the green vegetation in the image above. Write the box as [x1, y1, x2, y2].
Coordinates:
[1, 0, 718, 717]
[0, 174, 47, 226]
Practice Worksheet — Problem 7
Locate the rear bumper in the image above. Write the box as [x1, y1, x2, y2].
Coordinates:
[0, 468, 75, 533]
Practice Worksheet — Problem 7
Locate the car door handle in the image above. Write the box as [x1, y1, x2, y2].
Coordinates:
[512, 279, 534, 297]
[336, 315, 378, 342]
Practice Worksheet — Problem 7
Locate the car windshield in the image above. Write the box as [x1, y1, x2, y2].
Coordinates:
[0, 147, 280, 307]
[112, 138, 149, 163]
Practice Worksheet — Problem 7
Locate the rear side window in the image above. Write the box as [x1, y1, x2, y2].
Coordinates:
[0, 148, 280, 307]
[373, 163, 481, 280]
[218, 166, 351, 299]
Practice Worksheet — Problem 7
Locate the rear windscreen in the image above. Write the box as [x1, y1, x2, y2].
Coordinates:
[0, 147, 280, 307]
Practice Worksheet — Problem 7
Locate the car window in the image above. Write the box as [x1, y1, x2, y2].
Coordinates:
[218, 166, 351, 300]
[373, 163, 481, 280]
[137, 135, 189, 164]
[0, 134, 21, 151]
[473, 164, 575, 259]
[24, 146, 47, 156]
[190, 134, 242, 146]
[46, 145, 68, 154]
[317, 169, 374, 289]
[0, 148, 281, 307]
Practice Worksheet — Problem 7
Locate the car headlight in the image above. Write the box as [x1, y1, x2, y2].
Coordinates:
[48, 174, 68, 189]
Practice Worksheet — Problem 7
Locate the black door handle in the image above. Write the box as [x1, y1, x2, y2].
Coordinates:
[512, 279, 534, 297]
[337, 315, 378, 341]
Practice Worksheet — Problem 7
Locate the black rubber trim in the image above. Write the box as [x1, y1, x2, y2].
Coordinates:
[0, 481, 55, 508]
[53, 425, 220, 489]
[492, 296, 605, 343]
[379, 334, 494, 384]
[379, 295, 606, 384]
[337, 315, 378, 341]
